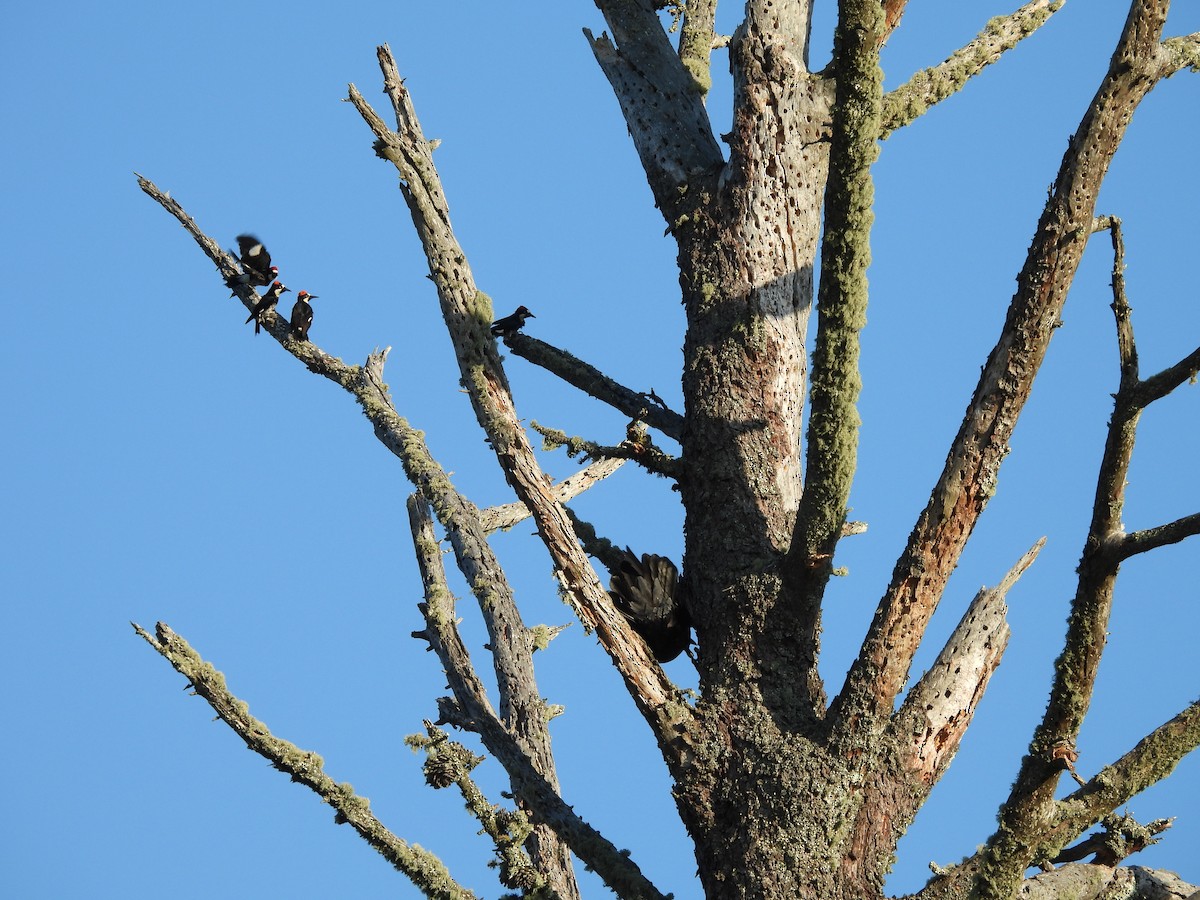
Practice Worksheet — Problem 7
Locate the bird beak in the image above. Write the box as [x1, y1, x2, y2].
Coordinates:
[309, 295, 319, 299]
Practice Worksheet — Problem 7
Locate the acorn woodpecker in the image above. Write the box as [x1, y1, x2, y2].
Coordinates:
[226, 234, 278, 290]
[608, 548, 692, 663]
[289, 291, 318, 342]
[490, 306, 535, 337]
[245, 281, 290, 335]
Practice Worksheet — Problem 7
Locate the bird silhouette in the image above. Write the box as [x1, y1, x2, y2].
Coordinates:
[607, 547, 692, 662]
[490, 306, 535, 336]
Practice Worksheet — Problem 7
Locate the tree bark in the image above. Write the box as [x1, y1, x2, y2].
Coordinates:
[136, 1, 1200, 897]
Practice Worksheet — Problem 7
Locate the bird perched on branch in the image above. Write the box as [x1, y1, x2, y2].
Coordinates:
[226, 234, 278, 290]
[490, 306, 535, 337]
[608, 548, 692, 663]
[245, 281, 290, 335]
[289, 291, 318, 342]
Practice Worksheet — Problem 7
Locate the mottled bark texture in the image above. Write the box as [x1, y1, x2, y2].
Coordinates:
[138, 1, 1200, 898]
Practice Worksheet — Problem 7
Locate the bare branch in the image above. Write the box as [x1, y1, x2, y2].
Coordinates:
[410, 723, 558, 898]
[405, 494, 501, 737]
[532, 421, 682, 480]
[896, 539, 1041, 781]
[1090, 218, 1200, 563]
[131, 622, 479, 900]
[481, 458, 626, 534]
[367, 352, 586, 900]
[1053, 700, 1200, 845]
[585, 2, 723, 201]
[1052, 814, 1173, 866]
[137, 175, 365, 384]
[406, 499, 671, 900]
[881, 1, 1064, 137]
[1094, 214, 1200, 412]
[1155, 32, 1200, 79]
[1135, 344, 1200, 407]
[1116, 513, 1200, 561]
[134, 174, 240, 281]
[1098, 216, 1140, 389]
[847, 540, 1038, 890]
[502, 332, 684, 441]
[348, 50, 695, 765]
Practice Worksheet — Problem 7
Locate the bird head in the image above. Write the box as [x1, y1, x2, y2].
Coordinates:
[515, 306, 535, 320]
[297, 291, 318, 301]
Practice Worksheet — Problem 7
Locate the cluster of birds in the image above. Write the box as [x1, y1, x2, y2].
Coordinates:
[225, 235, 319, 342]
[227, 238, 537, 347]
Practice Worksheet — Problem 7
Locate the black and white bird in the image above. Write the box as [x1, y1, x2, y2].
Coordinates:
[490, 306, 535, 337]
[245, 281, 290, 335]
[226, 234, 278, 290]
[289, 291, 318, 342]
[608, 547, 692, 663]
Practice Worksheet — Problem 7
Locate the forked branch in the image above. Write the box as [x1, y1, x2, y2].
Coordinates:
[502, 332, 684, 441]
[347, 46, 695, 762]
[127, 180, 582, 892]
[406, 498, 670, 900]
[586, 2, 723, 203]
[1052, 700, 1200, 852]
[971, 82, 1195, 892]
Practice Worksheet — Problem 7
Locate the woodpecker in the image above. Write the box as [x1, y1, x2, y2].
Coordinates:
[490, 306, 535, 337]
[289, 291, 318, 342]
[226, 234, 278, 290]
[245, 281, 290, 334]
[608, 547, 692, 663]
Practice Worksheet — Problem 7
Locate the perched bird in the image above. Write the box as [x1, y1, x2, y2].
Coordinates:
[245, 281, 290, 335]
[490, 306, 535, 337]
[289, 291, 318, 342]
[226, 234, 278, 290]
[608, 547, 692, 663]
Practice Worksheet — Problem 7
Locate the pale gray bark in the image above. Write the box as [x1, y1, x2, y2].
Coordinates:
[135, 1, 1200, 898]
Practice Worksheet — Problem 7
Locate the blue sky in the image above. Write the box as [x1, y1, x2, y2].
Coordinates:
[3, 2, 1198, 897]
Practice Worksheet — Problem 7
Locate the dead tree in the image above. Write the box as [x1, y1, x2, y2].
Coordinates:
[136, 2, 1200, 898]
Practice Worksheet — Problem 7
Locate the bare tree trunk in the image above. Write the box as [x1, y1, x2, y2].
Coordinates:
[135, 1, 1200, 897]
